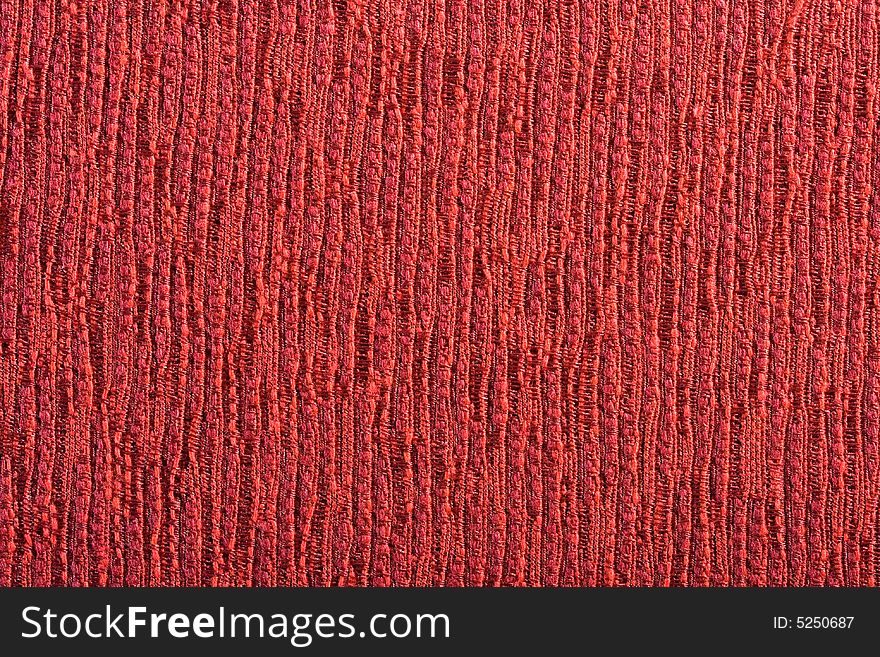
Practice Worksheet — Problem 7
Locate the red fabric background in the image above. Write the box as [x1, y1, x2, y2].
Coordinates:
[1, 0, 879, 586]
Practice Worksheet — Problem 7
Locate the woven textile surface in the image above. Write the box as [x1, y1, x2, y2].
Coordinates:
[1, 0, 880, 587]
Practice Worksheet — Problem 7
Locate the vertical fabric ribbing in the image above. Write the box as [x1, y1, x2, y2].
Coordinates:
[1, 0, 879, 586]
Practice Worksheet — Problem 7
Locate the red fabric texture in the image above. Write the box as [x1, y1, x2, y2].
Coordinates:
[1, 0, 879, 586]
